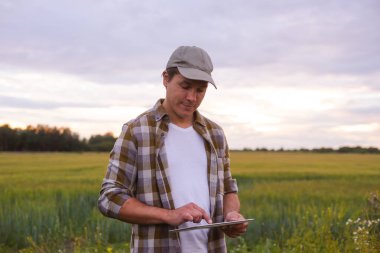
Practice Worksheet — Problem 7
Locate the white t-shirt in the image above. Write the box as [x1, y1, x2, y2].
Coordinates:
[165, 123, 210, 253]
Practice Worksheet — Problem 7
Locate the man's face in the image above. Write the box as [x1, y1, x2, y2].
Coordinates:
[163, 73, 208, 124]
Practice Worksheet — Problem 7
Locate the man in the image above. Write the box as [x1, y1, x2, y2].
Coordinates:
[98, 46, 248, 253]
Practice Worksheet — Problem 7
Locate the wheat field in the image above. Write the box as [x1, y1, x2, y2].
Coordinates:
[0, 152, 379, 252]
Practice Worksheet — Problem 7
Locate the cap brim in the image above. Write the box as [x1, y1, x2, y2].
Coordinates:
[177, 67, 217, 89]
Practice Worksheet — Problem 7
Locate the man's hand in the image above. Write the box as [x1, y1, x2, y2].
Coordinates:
[165, 202, 212, 227]
[222, 211, 248, 238]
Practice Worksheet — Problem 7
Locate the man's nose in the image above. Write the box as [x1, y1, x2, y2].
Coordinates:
[186, 89, 197, 101]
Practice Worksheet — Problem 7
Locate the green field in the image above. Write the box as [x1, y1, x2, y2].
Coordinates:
[0, 152, 379, 252]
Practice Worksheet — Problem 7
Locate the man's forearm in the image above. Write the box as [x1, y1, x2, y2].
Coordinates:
[223, 193, 241, 218]
[118, 198, 170, 225]
[118, 193, 242, 224]
[117, 198, 212, 227]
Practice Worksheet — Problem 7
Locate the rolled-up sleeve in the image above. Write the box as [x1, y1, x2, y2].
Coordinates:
[98, 123, 138, 219]
[223, 157, 238, 194]
[223, 141, 238, 194]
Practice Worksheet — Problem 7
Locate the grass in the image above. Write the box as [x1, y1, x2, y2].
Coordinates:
[229, 152, 380, 252]
[0, 152, 130, 252]
[0, 152, 379, 252]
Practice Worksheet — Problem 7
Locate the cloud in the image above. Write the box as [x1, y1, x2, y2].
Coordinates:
[0, 0, 379, 148]
[200, 83, 380, 149]
[0, 94, 99, 109]
[1, 0, 380, 85]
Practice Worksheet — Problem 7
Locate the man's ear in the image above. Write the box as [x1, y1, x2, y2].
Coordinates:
[162, 71, 169, 88]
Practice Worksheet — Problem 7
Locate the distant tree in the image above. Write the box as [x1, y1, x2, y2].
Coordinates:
[367, 147, 380, 154]
[338, 146, 359, 154]
[255, 147, 268, 152]
[87, 132, 116, 151]
[0, 124, 17, 151]
[0, 124, 86, 151]
[312, 147, 334, 153]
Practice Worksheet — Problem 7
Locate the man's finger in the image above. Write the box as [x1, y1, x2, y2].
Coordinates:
[201, 209, 212, 224]
[183, 213, 193, 222]
[189, 203, 212, 224]
[225, 211, 244, 221]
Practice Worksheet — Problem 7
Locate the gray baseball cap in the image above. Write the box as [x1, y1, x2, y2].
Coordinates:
[166, 46, 216, 89]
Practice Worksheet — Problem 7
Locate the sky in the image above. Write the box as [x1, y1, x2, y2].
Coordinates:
[1, 0, 379, 149]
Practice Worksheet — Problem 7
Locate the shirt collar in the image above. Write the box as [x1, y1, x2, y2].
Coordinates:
[193, 110, 206, 127]
[153, 99, 168, 122]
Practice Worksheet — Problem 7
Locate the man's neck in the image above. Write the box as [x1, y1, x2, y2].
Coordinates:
[171, 120, 192, 128]
[167, 111, 193, 128]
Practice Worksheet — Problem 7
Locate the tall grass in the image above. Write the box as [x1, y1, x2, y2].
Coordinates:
[0, 153, 130, 252]
[0, 152, 379, 252]
[228, 152, 380, 252]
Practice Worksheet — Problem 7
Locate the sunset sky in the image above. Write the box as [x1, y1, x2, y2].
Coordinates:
[1, 0, 379, 149]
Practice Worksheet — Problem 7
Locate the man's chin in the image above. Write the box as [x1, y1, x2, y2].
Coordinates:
[177, 110, 194, 120]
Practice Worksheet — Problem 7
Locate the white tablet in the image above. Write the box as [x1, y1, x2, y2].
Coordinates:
[169, 218, 254, 233]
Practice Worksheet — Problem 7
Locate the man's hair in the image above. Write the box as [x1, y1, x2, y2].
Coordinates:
[164, 67, 180, 81]
[163, 67, 208, 86]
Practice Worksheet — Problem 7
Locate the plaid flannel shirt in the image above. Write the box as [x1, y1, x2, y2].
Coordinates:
[98, 99, 238, 253]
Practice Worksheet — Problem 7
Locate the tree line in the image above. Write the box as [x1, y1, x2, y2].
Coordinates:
[0, 124, 116, 152]
[240, 146, 380, 154]
[1, 124, 379, 153]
